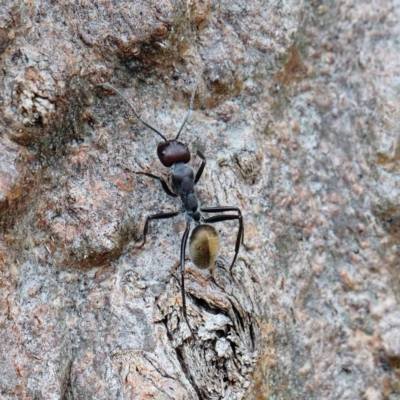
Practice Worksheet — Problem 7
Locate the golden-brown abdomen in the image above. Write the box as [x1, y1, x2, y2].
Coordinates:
[189, 225, 220, 269]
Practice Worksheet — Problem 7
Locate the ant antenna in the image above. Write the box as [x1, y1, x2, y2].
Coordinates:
[99, 83, 167, 142]
[175, 67, 205, 141]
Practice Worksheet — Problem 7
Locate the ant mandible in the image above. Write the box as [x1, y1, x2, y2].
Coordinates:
[100, 69, 244, 334]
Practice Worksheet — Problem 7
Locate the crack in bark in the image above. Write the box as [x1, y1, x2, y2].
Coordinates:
[161, 316, 204, 400]
[61, 360, 74, 400]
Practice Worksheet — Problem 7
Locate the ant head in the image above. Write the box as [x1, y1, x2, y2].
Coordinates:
[189, 224, 220, 269]
[157, 140, 191, 167]
[100, 68, 204, 167]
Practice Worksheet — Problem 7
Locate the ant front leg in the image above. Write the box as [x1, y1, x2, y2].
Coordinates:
[180, 220, 194, 336]
[139, 211, 180, 247]
[201, 206, 244, 272]
[194, 150, 206, 184]
[134, 171, 178, 198]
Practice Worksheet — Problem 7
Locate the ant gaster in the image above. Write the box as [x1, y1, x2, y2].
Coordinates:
[100, 69, 244, 334]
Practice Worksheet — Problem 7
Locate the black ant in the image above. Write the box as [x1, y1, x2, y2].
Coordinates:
[99, 69, 243, 334]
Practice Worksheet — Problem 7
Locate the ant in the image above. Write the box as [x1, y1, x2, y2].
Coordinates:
[100, 69, 244, 334]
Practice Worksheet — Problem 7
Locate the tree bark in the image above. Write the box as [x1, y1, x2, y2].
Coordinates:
[1, 0, 399, 399]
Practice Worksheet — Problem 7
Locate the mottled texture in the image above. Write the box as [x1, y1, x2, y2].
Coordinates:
[0, 0, 399, 399]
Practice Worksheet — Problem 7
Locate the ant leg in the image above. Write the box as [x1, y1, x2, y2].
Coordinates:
[180, 221, 194, 335]
[194, 150, 206, 184]
[134, 171, 178, 198]
[201, 207, 244, 272]
[140, 211, 180, 247]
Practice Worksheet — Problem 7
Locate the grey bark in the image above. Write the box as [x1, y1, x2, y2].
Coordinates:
[0, 0, 399, 399]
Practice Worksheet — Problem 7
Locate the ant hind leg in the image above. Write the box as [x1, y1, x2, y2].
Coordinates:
[201, 206, 243, 273]
[180, 221, 195, 336]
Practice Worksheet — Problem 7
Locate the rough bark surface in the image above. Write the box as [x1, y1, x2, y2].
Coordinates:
[0, 0, 399, 399]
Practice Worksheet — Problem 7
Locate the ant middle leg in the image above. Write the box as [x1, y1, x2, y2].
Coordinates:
[201, 207, 244, 272]
[134, 171, 178, 198]
[139, 211, 180, 247]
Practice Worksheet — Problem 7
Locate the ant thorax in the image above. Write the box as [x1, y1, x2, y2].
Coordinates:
[171, 162, 195, 195]
[171, 162, 200, 220]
